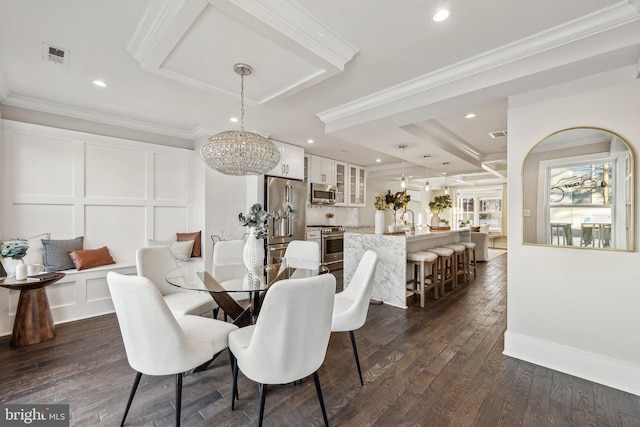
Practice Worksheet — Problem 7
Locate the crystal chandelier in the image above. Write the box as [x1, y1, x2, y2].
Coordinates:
[200, 64, 280, 176]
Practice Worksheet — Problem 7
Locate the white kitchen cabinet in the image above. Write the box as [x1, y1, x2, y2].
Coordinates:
[335, 161, 347, 206]
[348, 164, 366, 207]
[310, 155, 335, 185]
[267, 141, 304, 180]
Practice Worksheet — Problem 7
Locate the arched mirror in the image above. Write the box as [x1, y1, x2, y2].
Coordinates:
[523, 127, 634, 251]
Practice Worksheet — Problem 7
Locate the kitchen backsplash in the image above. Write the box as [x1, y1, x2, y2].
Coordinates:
[306, 205, 359, 227]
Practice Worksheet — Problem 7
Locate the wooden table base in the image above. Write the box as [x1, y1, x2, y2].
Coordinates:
[11, 287, 56, 347]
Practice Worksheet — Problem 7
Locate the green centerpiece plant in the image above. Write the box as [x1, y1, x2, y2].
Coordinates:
[429, 194, 452, 227]
[384, 190, 411, 226]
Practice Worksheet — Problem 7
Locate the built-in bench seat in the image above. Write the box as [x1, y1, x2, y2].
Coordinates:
[0, 258, 203, 337]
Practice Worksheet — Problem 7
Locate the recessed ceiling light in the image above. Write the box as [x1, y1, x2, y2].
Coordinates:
[230, 117, 238, 123]
[464, 113, 476, 119]
[92, 80, 107, 87]
[307, 139, 314, 144]
[376, 158, 381, 163]
[433, 9, 450, 22]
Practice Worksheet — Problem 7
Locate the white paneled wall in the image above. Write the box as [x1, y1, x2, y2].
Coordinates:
[0, 120, 198, 335]
[1, 120, 195, 260]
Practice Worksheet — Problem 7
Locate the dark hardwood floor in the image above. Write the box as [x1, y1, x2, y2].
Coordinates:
[2, 253, 640, 426]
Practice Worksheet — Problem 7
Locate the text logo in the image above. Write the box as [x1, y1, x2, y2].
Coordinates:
[0, 405, 69, 426]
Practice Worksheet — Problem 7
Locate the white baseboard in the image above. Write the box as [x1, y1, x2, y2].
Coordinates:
[504, 330, 640, 395]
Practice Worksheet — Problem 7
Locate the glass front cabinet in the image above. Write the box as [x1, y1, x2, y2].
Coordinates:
[335, 161, 347, 206]
[349, 164, 366, 207]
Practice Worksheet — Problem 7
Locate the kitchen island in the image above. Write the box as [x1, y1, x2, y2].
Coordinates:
[344, 228, 470, 308]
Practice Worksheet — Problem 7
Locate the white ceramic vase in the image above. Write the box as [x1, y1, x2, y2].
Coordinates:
[375, 210, 385, 234]
[243, 227, 265, 271]
[15, 259, 28, 280]
[430, 213, 440, 227]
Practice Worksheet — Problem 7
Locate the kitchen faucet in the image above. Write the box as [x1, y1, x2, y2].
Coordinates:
[400, 209, 415, 234]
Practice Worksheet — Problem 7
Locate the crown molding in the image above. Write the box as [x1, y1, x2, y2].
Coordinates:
[127, 0, 358, 103]
[3, 94, 198, 140]
[318, 1, 640, 126]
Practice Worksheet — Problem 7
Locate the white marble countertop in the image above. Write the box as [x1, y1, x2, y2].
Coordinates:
[345, 227, 464, 241]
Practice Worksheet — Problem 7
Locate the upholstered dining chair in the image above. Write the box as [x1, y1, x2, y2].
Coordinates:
[212, 239, 249, 296]
[107, 272, 238, 427]
[136, 246, 217, 318]
[331, 250, 378, 386]
[228, 273, 336, 427]
[283, 240, 320, 265]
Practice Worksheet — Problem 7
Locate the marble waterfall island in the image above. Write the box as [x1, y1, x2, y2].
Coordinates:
[344, 229, 470, 308]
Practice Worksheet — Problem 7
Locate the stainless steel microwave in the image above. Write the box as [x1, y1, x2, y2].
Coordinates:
[311, 183, 337, 204]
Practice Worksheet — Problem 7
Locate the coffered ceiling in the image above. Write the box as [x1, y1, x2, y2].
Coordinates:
[1, 0, 639, 189]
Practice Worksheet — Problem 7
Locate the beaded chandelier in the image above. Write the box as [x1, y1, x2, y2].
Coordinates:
[200, 63, 280, 176]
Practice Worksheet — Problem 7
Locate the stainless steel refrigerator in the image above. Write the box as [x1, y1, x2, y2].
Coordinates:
[264, 176, 307, 267]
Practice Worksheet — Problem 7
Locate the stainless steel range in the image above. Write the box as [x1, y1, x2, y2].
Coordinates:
[307, 225, 345, 271]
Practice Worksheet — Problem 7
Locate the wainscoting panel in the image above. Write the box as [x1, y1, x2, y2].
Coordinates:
[84, 205, 147, 263]
[153, 206, 189, 242]
[154, 152, 188, 202]
[85, 144, 147, 200]
[0, 120, 197, 336]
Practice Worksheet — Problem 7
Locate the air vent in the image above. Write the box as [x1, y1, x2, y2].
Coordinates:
[42, 43, 70, 66]
[488, 130, 507, 138]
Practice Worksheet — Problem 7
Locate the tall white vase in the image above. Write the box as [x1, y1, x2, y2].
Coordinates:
[243, 227, 265, 271]
[375, 210, 385, 234]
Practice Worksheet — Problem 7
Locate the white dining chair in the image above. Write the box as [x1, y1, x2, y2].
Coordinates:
[228, 273, 336, 427]
[212, 239, 250, 300]
[136, 246, 218, 318]
[331, 250, 378, 386]
[283, 240, 320, 266]
[107, 272, 237, 427]
[136, 246, 217, 318]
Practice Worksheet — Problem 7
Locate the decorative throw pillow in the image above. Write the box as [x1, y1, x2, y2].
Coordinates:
[147, 239, 194, 262]
[68, 246, 116, 271]
[42, 236, 84, 271]
[22, 233, 51, 265]
[176, 231, 201, 257]
[470, 226, 481, 232]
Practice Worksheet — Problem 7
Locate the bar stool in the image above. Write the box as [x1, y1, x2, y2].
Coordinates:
[444, 243, 467, 287]
[425, 247, 455, 296]
[457, 241, 477, 281]
[406, 251, 438, 307]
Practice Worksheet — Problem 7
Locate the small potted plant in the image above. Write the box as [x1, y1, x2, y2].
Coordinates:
[384, 190, 411, 230]
[429, 194, 452, 227]
[374, 194, 389, 234]
[1, 238, 29, 279]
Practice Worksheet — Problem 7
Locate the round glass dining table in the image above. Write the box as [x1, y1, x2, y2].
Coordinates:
[165, 259, 324, 326]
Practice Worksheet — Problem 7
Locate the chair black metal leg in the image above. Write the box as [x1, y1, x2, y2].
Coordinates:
[313, 371, 329, 427]
[231, 352, 239, 410]
[213, 307, 219, 319]
[121, 371, 142, 426]
[349, 330, 364, 386]
[258, 383, 267, 427]
[175, 373, 183, 427]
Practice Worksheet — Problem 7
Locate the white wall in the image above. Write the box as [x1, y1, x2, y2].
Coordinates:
[505, 67, 640, 394]
[0, 120, 200, 335]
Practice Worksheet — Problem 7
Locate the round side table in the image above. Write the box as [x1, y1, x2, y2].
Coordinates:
[0, 272, 65, 347]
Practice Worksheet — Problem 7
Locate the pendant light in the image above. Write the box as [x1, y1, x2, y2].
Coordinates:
[424, 155, 431, 191]
[200, 63, 280, 176]
[442, 162, 450, 194]
[399, 145, 407, 189]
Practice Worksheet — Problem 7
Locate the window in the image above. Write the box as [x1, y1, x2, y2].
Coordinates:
[455, 188, 503, 231]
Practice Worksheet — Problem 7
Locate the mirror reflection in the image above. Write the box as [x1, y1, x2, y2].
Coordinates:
[523, 127, 634, 251]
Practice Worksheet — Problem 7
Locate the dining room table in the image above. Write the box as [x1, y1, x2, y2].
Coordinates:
[165, 259, 326, 328]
